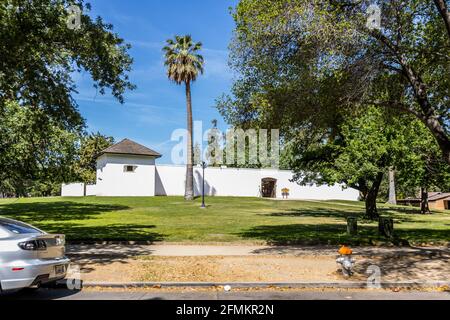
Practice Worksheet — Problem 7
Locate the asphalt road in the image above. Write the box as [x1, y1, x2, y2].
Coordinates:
[1, 288, 450, 300]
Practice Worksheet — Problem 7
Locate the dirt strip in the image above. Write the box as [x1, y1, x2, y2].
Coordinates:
[67, 250, 450, 284]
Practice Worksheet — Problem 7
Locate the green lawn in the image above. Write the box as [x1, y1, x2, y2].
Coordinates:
[0, 196, 449, 245]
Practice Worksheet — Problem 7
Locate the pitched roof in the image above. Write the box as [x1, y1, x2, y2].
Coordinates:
[428, 192, 450, 201]
[98, 139, 162, 158]
[400, 192, 450, 202]
[428, 192, 441, 198]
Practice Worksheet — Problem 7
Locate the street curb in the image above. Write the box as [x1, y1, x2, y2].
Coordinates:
[81, 281, 450, 290]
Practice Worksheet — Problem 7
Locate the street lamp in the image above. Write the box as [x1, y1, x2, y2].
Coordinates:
[200, 161, 207, 208]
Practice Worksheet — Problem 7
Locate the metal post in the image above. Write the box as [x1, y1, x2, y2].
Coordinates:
[201, 161, 206, 208]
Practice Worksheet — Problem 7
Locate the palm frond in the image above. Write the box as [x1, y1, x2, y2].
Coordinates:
[162, 35, 204, 84]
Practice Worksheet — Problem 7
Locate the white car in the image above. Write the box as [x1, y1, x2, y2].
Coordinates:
[0, 217, 70, 292]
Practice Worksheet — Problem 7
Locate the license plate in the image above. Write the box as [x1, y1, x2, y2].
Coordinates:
[55, 265, 66, 275]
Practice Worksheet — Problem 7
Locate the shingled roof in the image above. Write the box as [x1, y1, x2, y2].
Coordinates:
[428, 192, 450, 201]
[98, 139, 161, 158]
[399, 192, 450, 202]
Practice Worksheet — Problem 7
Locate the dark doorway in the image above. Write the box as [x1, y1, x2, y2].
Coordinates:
[261, 178, 277, 198]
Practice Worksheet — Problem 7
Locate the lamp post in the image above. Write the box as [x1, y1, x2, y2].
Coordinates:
[200, 161, 207, 208]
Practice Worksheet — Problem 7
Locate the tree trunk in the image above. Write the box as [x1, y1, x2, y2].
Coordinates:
[420, 187, 430, 214]
[365, 172, 383, 220]
[423, 116, 450, 166]
[350, 179, 368, 201]
[388, 168, 397, 205]
[398, 57, 450, 166]
[434, 0, 450, 39]
[184, 81, 194, 201]
[374, 30, 450, 166]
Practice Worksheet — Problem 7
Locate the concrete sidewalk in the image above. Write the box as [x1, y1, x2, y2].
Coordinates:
[67, 244, 450, 257]
[68, 244, 272, 257]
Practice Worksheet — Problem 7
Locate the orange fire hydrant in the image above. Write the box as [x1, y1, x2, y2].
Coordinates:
[336, 245, 355, 277]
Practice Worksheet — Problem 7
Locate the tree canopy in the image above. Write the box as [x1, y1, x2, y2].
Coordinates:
[220, 0, 450, 163]
[0, 100, 79, 196]
[0, 0, 135, 128]
[0, 0, 135, 196]
[218, 0, 450, 217]
[73, 132, 114, 184]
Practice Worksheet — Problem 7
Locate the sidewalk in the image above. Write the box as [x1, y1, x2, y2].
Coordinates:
[67, 244, 272, 257]
[67, 243, 450, 257]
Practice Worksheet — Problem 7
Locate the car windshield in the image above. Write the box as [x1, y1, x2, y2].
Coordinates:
[0, 219, 43, 235]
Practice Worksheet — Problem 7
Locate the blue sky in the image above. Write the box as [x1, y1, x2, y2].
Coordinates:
[75, 0, 238, 163]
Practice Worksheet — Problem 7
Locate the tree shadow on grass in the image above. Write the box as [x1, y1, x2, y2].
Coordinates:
[0, 201, 130, 222]
[379, 207, 450, 224]
[237, 223, 387, 246]
[380, 206, 422, 214]
[264, 208, 360, 219]
[41, 222, 165, 243]
[394, 228, 450, 245]
[238, 223, 450, 246]
[263, 207, 435, 225]
[379, 205, 450, 217]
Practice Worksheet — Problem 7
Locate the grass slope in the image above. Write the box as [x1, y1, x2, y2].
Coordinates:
[0, 197, 449, 245]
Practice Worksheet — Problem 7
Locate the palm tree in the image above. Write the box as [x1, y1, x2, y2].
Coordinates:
[163, 35, 204, 200]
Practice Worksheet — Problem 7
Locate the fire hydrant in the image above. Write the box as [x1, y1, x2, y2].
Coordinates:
[336, 245, 355, 277]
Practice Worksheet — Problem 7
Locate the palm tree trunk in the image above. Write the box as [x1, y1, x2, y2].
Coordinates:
[184, 80, 194, 200]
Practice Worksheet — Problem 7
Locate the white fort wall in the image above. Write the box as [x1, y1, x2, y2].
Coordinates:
[61, 183, 85, 197]
[61, 183, 97, 197]
[95, 154, 156, 197]
[155, 165, 359, 200]
[62, 163, 359, 200]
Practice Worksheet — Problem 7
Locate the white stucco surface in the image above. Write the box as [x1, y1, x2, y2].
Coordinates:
[155, 165, 359, 200]
[62, 158, 359, 200]
[61, 183, 85, 197]
[86, 184, 97, 196]
[95, 154, 156, 197]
